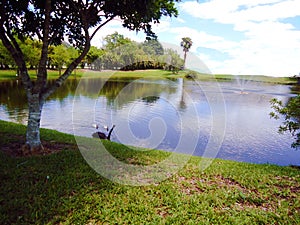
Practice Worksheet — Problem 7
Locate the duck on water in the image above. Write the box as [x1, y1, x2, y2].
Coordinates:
[92, 124, 116, 141]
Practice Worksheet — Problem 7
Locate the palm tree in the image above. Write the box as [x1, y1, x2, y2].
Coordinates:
[180, 37, 193, 68]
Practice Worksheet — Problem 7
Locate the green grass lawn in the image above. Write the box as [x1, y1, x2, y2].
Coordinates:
[0, 69, 84, 80]
[0, 69, 186, 81]
[0, 68, 297, 84]
[0, 120, 299, 224]
[212, 74, 297, 84]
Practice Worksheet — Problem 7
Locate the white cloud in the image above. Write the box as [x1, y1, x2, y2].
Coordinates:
[168, 27, 238, 51]
[180, 0, 300, 24]
[117, 21, 300, 76]
[234, 0, 300, 22]
[175, 17, 186, 24]
[151, 20, 172, 33]
[178, 0, 300, 76]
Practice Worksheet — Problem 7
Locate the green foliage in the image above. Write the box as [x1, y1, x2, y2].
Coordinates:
[161, 48, 184, 73]
[0, 30, 183, 73]
[270, 95, 300, 148]
[92, 32, 183, 72]
[19, 38, 42, 69]
[50, 45, 69, 75]
[1, 0, 179, 47]
[0, 41, 15, 68]
[0, 37, 81, 72]
[85, 46, 104, 70]
[143, 39, 164, 55]
[45, 44, 78, 75]
[103, 32, 132, 50]
[185, 70, 199, 79]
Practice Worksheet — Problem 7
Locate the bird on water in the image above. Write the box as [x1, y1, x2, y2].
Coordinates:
[92, 124, 115, 141]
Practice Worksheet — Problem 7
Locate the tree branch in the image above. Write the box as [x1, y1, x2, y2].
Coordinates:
[0, 31, 22, 68]
[35, 29, 42, 40]
[0, 29, 33, 90]
[90, 16, 115, 40]
[0, 1, 32, 91]
[43, 26, 91, 100]
[34, 0, 52, 94]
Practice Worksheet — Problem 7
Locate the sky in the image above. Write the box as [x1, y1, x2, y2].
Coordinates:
[92, 0, 300, 77]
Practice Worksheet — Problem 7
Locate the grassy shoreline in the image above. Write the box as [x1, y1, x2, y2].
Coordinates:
[0, 120, 299, 224]
[0, 69, 298, 84]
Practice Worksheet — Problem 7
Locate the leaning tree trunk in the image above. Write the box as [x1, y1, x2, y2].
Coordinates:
[22, 92, 44, 155]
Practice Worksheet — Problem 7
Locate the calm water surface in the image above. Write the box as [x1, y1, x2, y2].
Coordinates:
[0, 77, 299, 166]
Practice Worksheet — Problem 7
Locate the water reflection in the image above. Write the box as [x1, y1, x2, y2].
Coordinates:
[0, 80, 27, 123]
[0, 77, 299, 166]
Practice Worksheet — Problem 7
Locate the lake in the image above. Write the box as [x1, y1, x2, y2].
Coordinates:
[0, 76, 299, 166]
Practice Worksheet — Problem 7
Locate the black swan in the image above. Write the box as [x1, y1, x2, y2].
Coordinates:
[92, 125, 115, 141]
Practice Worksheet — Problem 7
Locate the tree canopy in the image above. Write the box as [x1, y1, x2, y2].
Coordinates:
[0, 32, 183, 72]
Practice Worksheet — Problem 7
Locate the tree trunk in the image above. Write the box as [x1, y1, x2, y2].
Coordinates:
[22, 93, 44, 155]
[183, 50, 187, 69]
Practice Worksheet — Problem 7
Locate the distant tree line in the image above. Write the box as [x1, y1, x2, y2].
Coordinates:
[0, 32, 183, 73]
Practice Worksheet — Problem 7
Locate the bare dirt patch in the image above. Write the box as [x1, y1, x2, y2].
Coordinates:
[0, 133, 77, 157]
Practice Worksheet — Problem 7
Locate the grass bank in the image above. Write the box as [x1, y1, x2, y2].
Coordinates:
[0, 120, 299, 224]
[0, 69, 297, 84]
[213, 74, 297, 84]
[184, 70, 298, 84]
[0, 69, 186, 81]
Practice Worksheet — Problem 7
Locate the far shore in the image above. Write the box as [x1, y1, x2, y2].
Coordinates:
[0, 68, 298, 84]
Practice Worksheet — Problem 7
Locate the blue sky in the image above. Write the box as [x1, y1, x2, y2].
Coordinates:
[92, 0, 300, 77]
